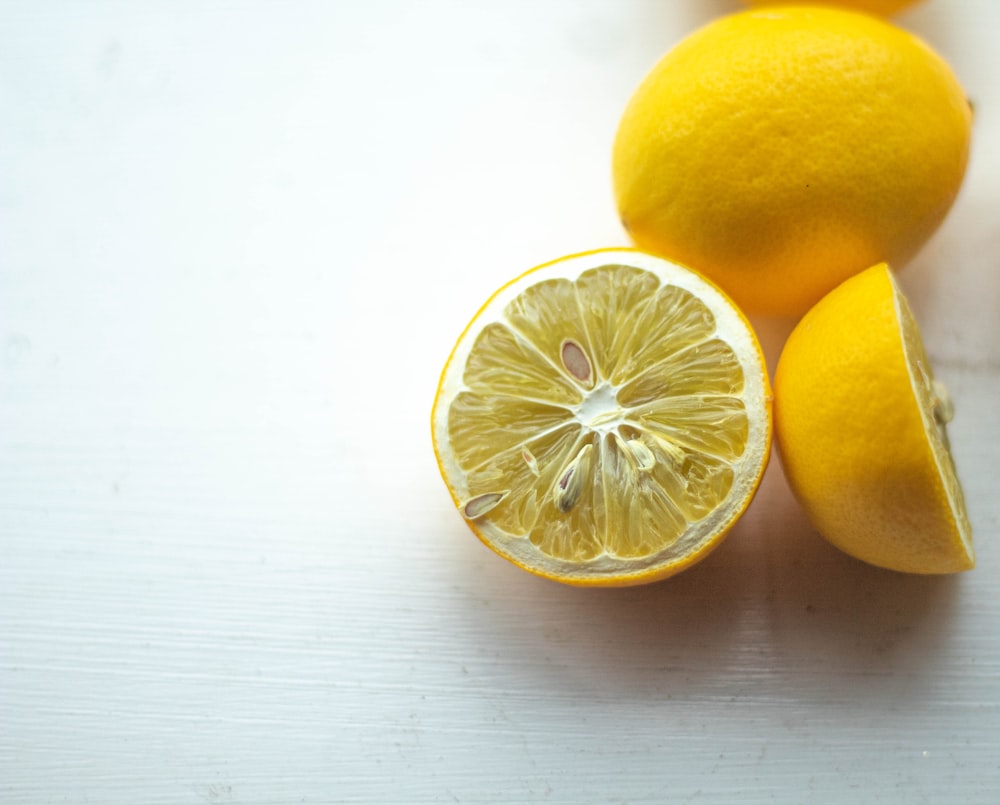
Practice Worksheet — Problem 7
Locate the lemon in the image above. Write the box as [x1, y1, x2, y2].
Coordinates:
[774, 263, 974, 574]
[431, 249, 772, 586]
[612, 6, 972, 317]
[743, 0, 921, 15]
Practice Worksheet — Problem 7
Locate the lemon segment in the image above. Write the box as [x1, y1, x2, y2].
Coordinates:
[432, 249, 772, 586]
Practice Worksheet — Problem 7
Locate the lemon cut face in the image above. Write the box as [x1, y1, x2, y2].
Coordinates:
[432, 249, 772, 586]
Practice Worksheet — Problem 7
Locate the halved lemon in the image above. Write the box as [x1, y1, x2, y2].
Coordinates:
[774, 263, 974, 573]
[431, 249, 772, 586]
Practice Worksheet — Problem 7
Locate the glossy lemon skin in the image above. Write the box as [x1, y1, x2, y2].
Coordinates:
[613, 6, 972, 317]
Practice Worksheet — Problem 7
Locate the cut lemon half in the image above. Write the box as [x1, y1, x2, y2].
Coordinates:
[431, 249, 772, 586]
[774, 263, 974, 574]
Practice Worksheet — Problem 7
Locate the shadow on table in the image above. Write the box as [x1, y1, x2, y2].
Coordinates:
[452, 448, 964, 704]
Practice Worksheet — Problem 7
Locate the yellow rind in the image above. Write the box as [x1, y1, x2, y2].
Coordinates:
[774, 263, 973, 574]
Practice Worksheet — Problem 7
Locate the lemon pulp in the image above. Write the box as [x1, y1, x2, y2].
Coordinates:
[895, 279, 974, 561]
[433, 253, 772, 584]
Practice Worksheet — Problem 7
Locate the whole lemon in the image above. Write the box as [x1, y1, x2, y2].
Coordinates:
[612, 6, 972, 317]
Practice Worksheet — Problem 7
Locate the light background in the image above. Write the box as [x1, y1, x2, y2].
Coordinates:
[2, 1, 999, 802]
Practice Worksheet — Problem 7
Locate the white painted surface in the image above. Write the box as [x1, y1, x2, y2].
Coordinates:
[2, 2, 998, 803]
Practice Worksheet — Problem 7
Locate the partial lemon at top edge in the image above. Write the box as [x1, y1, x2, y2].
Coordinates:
[742, 0, 922, 16]
[774, 263, 974, 574]
[431, 249, 772, 586]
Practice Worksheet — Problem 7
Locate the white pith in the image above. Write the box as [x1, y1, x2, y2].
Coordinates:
[573, 381, 625, 433]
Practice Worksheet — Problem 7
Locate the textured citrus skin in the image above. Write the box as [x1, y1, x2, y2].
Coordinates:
[744, 0, 921, 16]
[774, 264, 973, 574]
[613, 6, 972, 317]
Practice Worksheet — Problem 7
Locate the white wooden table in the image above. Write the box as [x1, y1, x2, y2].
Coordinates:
[2, 2, 998, 802]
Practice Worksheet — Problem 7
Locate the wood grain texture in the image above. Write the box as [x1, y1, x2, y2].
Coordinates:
[2, 2, 999, 803]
